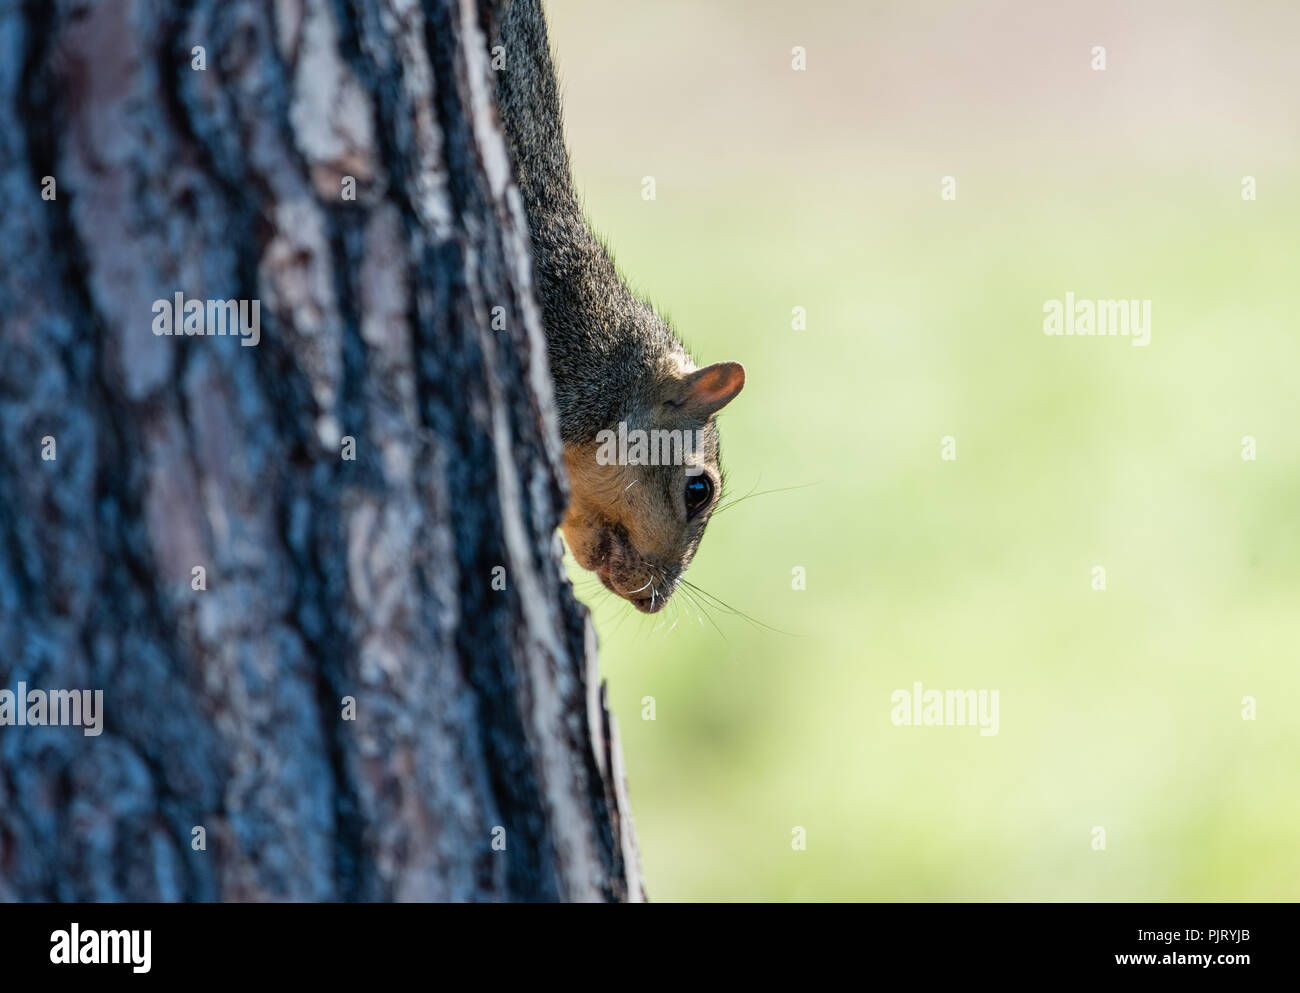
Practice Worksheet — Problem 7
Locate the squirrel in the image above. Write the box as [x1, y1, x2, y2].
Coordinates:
[492, 0, 746, 614]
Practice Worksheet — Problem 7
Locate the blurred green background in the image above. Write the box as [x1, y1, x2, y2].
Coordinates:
[548, 0, 1300, 900]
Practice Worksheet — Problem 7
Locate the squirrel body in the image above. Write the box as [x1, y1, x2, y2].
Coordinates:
[494, 0, 745, 612]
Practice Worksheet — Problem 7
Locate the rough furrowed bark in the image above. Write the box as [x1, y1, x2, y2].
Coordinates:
[0, 0, 642, 902]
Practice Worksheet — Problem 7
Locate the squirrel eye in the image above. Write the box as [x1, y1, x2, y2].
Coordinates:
[683, 475, 713, 516]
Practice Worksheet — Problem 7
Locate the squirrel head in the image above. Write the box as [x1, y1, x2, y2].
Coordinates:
[561, 359, 745, 612]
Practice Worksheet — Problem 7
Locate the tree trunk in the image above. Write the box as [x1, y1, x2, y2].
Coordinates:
[0, 0, 642, 902]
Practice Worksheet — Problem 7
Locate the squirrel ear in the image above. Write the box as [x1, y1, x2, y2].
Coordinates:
[678, 361, 745, 417]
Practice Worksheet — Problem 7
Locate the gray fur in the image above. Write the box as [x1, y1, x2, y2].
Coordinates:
[493, 0, 695, 444]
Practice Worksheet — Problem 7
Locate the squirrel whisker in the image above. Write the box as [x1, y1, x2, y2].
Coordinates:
[680, 579, 797, 638]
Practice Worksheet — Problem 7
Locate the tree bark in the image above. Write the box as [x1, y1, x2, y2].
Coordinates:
[0, 0, 642, 902]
